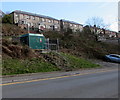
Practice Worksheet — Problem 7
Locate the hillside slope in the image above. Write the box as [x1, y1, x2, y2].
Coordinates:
[2, 24, 119, 75]
[2, 23, 27, 36]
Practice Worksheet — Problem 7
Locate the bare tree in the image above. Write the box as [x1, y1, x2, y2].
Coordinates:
[86, 16, 109, 29]
[86, 17, 110, 41]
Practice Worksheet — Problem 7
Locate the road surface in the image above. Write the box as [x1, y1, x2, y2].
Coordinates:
[2, 68, 118, 98]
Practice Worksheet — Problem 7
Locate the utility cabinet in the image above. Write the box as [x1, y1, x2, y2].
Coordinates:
[20, 33, 47, 49]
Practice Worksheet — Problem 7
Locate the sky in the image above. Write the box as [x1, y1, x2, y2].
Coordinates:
[1, 1, 118, 32]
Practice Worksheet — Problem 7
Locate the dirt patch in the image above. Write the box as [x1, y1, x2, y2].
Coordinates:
[2, 39, 39, 59]
[90, 59, 119, 68]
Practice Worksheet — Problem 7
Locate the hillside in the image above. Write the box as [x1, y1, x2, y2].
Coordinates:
[2, 23, 27, 36]
[2, 24, 120, 75]
[44, 30, 120, 59]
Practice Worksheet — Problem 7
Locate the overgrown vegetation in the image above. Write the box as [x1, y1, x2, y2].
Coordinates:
[2, 14, 13, 24]
[44, 29, 119, 59]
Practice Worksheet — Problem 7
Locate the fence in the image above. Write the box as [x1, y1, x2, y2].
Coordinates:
[45, 38, 59, 52]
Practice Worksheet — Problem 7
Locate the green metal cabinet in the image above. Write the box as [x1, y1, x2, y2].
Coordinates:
[20, 33, 47, 49]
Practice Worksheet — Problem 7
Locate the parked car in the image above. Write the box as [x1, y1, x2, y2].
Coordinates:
[104, 54, 120, 63]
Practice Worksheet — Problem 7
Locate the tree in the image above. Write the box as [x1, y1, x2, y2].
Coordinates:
[2, 14, 13, 24]
[64, 27, 73, 36]
[85, 17, 109, 41]
[86, 17, 109, 30]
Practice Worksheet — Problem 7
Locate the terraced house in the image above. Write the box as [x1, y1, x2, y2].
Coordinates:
[10, 10, 60, 32]
[60, 19, 83, 32]
[10, 10, 83, 33]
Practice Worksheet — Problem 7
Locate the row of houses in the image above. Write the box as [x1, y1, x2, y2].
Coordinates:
[1, 10, 118, 38]
[90, 26, 118, 38]
[10, 10, 83, 32]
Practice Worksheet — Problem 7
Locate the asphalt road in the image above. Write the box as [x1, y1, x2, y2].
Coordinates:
[2, 68, 118, 98]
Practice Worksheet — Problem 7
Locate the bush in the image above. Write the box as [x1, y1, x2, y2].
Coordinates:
[2, 14, 13, 24]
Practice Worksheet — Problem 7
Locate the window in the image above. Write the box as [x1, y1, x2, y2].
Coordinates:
[48, 19, 51, 23]
[28, 22, 31, 27]
[39, 18, 42, 22]
[23, 15, 26, 19]
[54, 20, 59, 24]
[70, 24, 72, 27]
[28, 16, 31, 19]
[37, 17, 39, 20]
[21, 21, 24, 24]
[110, 55, 120, 58]
[55, 26, 58, 29]
[26, 15, 30, 19]
[15, 14, 18, 17]
[31, 23, 33, 26]
[74, 25, 77, 27]
[33, 16, 35, 20]
[42, 18, 45, 22]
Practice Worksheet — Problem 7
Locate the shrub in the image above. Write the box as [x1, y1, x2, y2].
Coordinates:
[2, 14, 13, 24]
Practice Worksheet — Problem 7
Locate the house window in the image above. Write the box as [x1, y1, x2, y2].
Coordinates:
[42, 18, 45, 22]
[37, 17, 39, 20]
[55, 26, 58, 29]
[74, 25, 77, 27]
[21, 21, 25, 24]
[28, 16, 31, 19]
[39, 18, 42, 22]
[23, 15, 26, 19]
[26, 15, 30, 19]
[33, 16, 35, 20]
[70, 24, 72, 27]
[28, 22, 31, 27]
[31, 23, 33, 26]
[48, 19, 51, 23]
[54, 20, 58, 24]
[15, 14, 18, 17]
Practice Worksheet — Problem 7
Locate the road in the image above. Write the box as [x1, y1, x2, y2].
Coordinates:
[2, 68, 118, 98]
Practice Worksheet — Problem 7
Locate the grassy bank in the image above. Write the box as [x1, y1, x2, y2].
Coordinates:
[2, 58, 60, 75]
[60, 53, 100, 70]
[2, 52, 100, 75]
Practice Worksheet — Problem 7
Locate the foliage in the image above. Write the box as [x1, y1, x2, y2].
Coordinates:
[64, 28, 73, 36]
[82, 25, 92, 34]
[2, 14, 13, 24]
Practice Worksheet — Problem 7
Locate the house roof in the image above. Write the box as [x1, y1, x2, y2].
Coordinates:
[12, 10, 59, 21]
[61, 19, 83, 26]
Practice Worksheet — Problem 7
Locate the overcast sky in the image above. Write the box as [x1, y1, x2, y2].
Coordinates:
[1, 1, 118, 32]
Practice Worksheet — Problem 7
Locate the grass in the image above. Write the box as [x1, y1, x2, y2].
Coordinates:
[2, 58, 60, 75]
[60, 52, 100, 69]
[2, 52, 100, 75]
